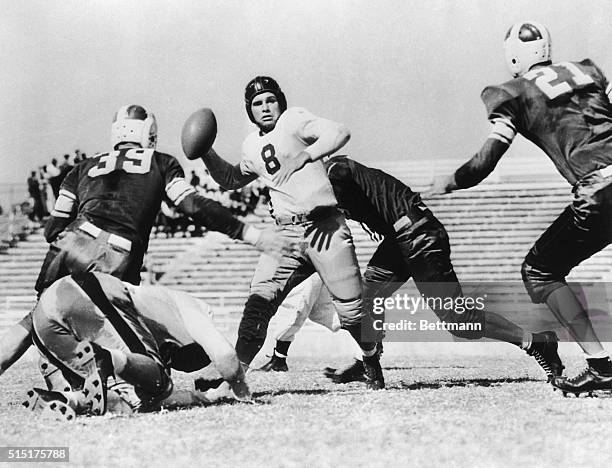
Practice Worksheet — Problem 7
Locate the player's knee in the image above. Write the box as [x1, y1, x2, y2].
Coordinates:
[238, 294, 276, 342]
[333, 296, 363, 327]
[521, 256, 565, 304]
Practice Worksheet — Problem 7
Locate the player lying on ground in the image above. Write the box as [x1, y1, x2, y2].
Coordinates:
[260, 156, 563, 384]
[197, 76, 384, 389]
[23, 271, 249, 421]
[0, 104, 291, 381]
[428, 21, 612, 396]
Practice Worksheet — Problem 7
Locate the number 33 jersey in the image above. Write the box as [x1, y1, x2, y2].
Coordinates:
[482, 59, 612, 185]
[239, 107, 337, 218]
[58, 148, 190, 249]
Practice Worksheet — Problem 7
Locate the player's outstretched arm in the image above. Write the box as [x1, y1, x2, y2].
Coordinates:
[273, 119, 351, 185]
[424, 138, 509, 197]
[201, 148, 258, 190]
[176, 192, 293, 257]
[0, 321, 32, 377]
[178, 299, 250, 401]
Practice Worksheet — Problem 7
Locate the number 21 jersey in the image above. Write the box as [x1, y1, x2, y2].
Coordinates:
[482, 59, 612, 184]
[239, 107, 337, 218]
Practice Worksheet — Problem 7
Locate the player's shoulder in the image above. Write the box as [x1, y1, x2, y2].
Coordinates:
[278, 106, 317, 126]
[152, 150, 183, 170]
[480, 78, 525, 117]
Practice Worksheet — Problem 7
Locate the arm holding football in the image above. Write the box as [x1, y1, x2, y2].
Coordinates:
[201, 148, 257, 190]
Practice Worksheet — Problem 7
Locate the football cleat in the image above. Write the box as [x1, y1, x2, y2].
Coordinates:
[258, 355, 289, 372]
[75, 341, 114, 416]
[552, 366, 612, 397]
[363, 354, 385, 390]
[23, 388, 76, 422]
[38, 358, 72, 392]
[525, 331, 564, 382]
[324, 359, 366, 384]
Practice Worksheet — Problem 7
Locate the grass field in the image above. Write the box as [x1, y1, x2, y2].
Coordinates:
[2, 350, 612, 468]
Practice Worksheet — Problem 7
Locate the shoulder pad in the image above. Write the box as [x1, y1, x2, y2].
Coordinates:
[481, 81, 521, 119]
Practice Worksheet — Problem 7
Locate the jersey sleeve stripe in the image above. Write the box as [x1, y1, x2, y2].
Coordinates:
[50, 209, 71, 218]
[52, 193, 75, 217]
[59, 189, 76, 200]
[488, 118, 516, 145]
[166, 178, 196, 205]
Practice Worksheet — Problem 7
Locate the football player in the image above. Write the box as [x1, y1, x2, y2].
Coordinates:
[0, 104, 291, 380]
[262, 156, 563, 383]
[24, 271, 249, 420]
[197, 77, 384, 389]
[428, 22, 612, 396]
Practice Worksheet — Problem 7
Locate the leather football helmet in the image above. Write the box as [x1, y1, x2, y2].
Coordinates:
[504, 21, 552, 78]
[244, 76, 287, 124]
[111, 105, 157, 149]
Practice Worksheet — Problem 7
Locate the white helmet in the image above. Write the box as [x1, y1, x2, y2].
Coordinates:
[504, 21, 551, 78]
[111, 105, 157, 149]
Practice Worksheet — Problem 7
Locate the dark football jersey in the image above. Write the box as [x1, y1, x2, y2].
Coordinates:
[326, 156, 421, 237]
[60, 148, 187, 251]
[482, 59, 612, 184]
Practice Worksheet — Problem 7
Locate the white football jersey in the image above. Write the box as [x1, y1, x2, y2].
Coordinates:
[240, 107, 337, 218]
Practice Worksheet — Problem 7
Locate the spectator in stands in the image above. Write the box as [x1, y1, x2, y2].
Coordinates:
[27, 171, 46, 222]
[46, 158, 62, 200]
[39, 166, 53, 214]
[190, 170, 201, 188]
[58, 154, 74, 184]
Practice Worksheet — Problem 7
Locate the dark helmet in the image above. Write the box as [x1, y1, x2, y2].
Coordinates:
[244, 76, 287, 124]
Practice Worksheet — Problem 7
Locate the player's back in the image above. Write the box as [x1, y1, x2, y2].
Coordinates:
[67, 148, 181, 251]
[327, 156, 421, 236]
[482, 59, 612, 183]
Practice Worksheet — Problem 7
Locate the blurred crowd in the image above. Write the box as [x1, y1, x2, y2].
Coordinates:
[25, 150, 87, 223]
[22, 151, 269, 237]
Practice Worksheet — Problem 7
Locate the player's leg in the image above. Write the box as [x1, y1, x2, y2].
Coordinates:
[260, 274, 327, 371]
[523, 174, 612, 394]
[306, 209, 383, 389]
[402, 214, 563, 380]
[236, 226, 315, 366]
[31, 275, 170, 414]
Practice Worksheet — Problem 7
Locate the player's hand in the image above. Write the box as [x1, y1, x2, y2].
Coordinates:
[272, 151, 311, 185]
[422, 174, 455, 199]
[253, 226, 297, 257]
[304, 212, 341, 252]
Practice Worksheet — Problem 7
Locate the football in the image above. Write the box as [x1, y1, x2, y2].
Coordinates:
[181, 108, 217, 160]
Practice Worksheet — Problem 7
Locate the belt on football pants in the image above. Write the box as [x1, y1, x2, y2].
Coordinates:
[77, 221, 132, 251]
[274, 206, 339, 226]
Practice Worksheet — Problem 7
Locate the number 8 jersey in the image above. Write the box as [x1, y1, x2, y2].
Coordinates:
[482, 58, 612, 185]
[239, 107, 337, 218]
